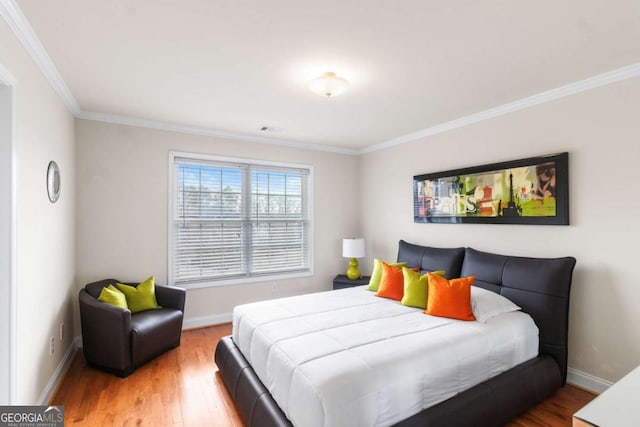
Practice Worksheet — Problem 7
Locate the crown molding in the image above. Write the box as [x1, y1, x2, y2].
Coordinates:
[3, 0, 639, 156]
[82, 62, 638, 156]
[0, 0, 80, 114]
[76, 110, 360, 155]
[362, 62, 640, 154]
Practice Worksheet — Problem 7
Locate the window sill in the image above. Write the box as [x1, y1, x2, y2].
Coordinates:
[172, 270, 314, 290]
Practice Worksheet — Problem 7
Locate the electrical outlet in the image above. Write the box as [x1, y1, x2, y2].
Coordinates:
[59, 323, 64, 342]
[49, 336, 55, 356]
[271, 282, 278, 293]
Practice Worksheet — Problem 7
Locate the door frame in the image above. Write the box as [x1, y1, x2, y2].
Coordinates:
[0, 61, 17, 405]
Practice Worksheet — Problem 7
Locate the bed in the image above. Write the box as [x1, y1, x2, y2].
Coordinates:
[215, 240, 576, 426]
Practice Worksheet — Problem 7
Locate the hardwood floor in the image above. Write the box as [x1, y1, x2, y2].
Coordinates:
[505, 385, 596, 427]
[51, 324, 595, 426]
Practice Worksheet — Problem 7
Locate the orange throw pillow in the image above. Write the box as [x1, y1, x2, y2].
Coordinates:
[425, 274, 476, 321]
[376, 262, 418, 301]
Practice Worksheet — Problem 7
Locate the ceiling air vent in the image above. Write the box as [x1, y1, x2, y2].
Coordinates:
[259, 125, 283, 133]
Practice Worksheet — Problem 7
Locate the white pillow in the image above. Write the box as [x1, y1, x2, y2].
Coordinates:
[471, 286, 520, 323]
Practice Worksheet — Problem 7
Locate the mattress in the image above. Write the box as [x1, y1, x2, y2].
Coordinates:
[232, 285, 538, 427]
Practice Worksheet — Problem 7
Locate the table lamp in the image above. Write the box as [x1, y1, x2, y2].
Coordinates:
[342, 238, 365, 280]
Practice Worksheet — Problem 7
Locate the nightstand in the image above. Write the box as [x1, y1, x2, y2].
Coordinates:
[333, 275, 370, 290]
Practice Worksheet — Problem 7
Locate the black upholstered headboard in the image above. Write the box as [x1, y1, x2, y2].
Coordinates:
[396, 240, 576, 383]
[397, 240, 465, 279]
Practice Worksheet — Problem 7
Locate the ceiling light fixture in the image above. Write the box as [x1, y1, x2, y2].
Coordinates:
[308, 72, 349, 97]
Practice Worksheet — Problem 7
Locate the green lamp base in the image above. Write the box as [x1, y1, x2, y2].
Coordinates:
[346, 258, 361, 280]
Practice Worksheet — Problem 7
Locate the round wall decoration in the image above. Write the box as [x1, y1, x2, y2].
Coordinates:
[46, 161, 61, 203]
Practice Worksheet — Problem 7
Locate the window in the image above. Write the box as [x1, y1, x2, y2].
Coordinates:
[169, 152, 312, 287]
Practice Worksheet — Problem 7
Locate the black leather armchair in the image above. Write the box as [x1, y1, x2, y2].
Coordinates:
[79, 278, 186, 377]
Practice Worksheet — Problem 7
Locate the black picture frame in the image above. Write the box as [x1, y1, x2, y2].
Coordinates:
[413, 152, 569, 225]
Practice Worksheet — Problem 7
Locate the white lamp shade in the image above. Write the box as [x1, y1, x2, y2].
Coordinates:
[342, 238, 365, 258]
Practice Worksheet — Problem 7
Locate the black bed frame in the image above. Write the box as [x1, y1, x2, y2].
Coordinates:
[215, 240, 576, 427]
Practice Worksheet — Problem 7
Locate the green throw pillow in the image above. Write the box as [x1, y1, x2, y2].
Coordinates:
[97, 284, 129, 310]
[400, 268, 445, 309]
[367, 259, 408, 291]
[116, 276, 161, 313]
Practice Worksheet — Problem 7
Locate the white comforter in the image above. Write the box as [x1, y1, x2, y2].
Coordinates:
[232, 286, 538, 427]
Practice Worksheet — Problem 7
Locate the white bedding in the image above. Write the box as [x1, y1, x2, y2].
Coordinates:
[232, 286, 538, 427]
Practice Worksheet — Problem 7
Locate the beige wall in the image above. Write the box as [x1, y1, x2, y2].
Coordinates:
[75, 120, 360, 325]
[359, 77, 640, 384]
[0, 20, 76, 403]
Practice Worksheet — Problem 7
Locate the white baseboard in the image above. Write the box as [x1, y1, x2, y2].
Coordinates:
[38, 336, 81, 405]
[567, 367, 612, 394]
[182, 312, 232, 330]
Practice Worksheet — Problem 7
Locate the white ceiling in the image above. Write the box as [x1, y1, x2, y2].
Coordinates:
[10, 0, 640, 151]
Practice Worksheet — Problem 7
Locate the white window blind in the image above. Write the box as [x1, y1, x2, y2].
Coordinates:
[171, 154, 311, 286]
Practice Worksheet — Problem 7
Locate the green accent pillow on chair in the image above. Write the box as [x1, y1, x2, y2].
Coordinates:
[97, 284, 129, 310]
[116, 276, 161, 313]
[400, 268, 445, 309]
[367, 259, 408, 291]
